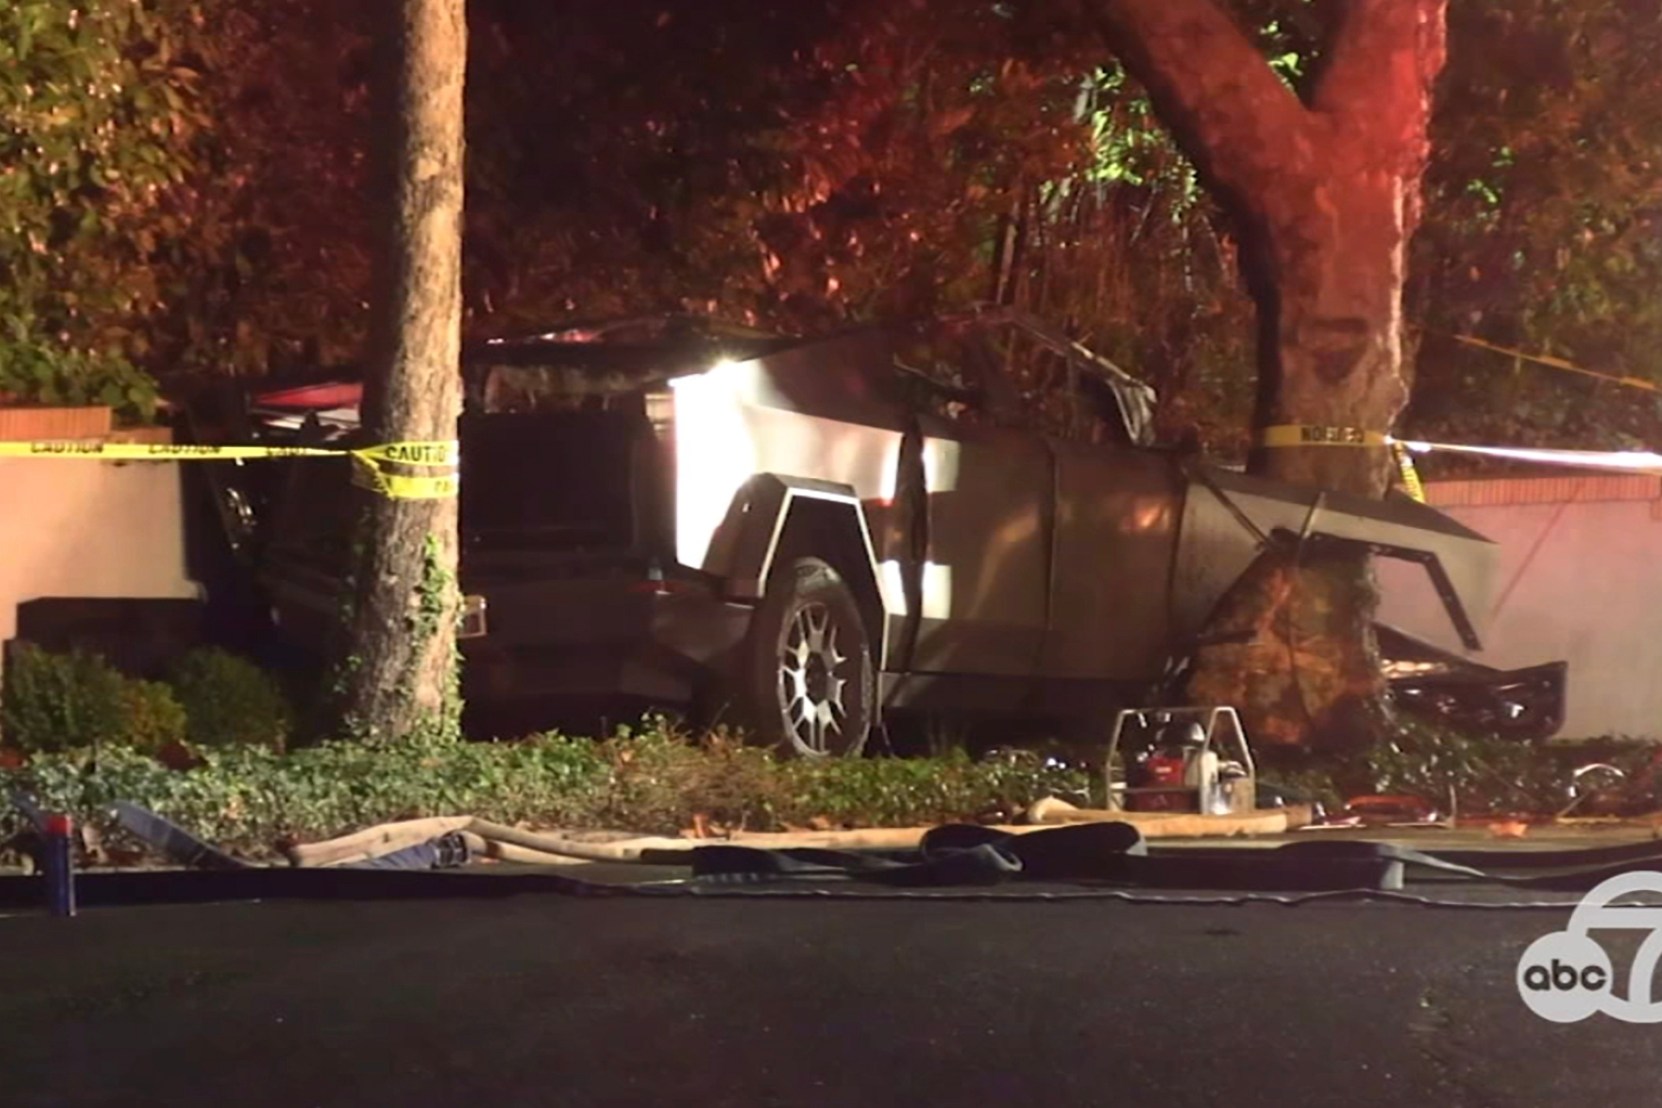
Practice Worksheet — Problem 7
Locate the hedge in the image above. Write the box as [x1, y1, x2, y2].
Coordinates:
[0, 724, 1097, 861]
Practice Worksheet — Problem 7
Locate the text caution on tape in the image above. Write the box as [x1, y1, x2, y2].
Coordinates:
[1259, 424, 1391, 449]
[0, 438, 460, 500]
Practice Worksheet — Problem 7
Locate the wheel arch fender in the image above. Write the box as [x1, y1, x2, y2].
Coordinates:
[701, 474, 889, 670]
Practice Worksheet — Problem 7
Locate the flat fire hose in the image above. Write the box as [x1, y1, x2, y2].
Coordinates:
[682, 828, 1411, 891]
[9, 805, 1662, 911]
[683, 828, 1662, 895]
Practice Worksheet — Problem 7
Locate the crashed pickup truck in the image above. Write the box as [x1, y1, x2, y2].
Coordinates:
[186, 309, 1566, 754]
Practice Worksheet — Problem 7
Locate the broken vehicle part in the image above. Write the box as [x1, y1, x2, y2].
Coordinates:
[1376, 624, 1567, 742]
[1558, 763, 1628, 818]
[1339, 795, 1443, 826]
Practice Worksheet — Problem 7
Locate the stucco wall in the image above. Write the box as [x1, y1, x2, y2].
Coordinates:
[0, 459, 200, 683]
[1377, 474, 1662, 739]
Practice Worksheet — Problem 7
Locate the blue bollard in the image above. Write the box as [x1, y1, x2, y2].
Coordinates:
[43, 813, 76, 918]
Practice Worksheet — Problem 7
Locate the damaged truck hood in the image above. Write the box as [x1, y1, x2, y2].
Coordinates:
[1172, 465, 1499, 653]
[1165, 465, 1564, 737]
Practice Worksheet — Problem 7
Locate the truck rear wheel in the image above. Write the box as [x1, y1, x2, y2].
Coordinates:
[741, 557, 874, 758]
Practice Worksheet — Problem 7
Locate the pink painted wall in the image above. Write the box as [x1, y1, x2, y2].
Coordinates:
[1377, 474, 1662, 739]
[0, 460, 200, 687]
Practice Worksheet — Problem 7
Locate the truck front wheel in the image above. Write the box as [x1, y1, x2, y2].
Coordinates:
[741, 557, 874, 758]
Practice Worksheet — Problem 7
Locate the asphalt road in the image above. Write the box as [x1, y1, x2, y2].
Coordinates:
[2, 883, 1659, 1108]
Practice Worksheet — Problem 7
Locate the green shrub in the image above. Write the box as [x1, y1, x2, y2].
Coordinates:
[1361, 720, 1587, 815]
[0, 731, 619, 857]
[168, 648, 292, 751]
[1253, 720, 1662, 817]
[0, 644, 129, 753]
[10, 706, 1661, 868]
[118, 679, 190, 753]
[778, 747, 1094, 829]
[592, 720, 787, 833]
[0, 342, 160, 423]
[1, 644, 191, 755]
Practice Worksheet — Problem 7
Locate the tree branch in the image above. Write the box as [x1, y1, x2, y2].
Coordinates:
[1312, 0, 1447, 166]
[1085, 0, 1313, 217]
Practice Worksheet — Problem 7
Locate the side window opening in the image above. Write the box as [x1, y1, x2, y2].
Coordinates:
[892, 327, 985, 425]
[891, 323, 1030, 430]
[980, 316, 1154, 447]
[889, 313, 1157, 445]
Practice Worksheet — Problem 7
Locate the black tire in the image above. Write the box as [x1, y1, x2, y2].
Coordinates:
[740, 557, 875, 758]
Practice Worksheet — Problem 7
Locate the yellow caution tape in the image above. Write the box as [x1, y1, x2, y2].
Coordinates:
[1260, 425, 1424, 500]
[0, 441, 335, 460]
[1391, 442, 1427, 503]
[0, 438, 458, 465]
[354, 440, 460, 468]
[1259, 424, 1390, 448]
[1396, 438, 1662, 475]
[0, 438, 460, 500]
[1450, 333, 1662, 395]
[351, 460, 461, 501]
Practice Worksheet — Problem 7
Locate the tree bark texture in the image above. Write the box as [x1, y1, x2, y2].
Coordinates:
[329, 0, 466, 743]
[1089, 0, 1448, 750]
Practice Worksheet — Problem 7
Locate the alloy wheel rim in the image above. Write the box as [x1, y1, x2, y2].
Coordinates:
[778, 602, 849, 754]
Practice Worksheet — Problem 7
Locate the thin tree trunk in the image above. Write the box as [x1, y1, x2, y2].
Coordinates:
[328, 0, 466, 744]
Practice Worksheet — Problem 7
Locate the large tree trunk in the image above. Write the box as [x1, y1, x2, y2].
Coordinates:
[1089, 0, 1447, 750]
[1189, 148, 1415, 750]
[327, 0, 466, 744]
